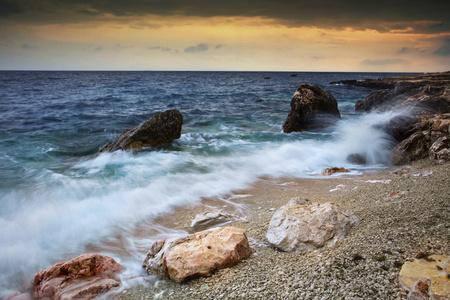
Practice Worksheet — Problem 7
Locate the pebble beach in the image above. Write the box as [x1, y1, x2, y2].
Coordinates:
[114, 158, 449, 300]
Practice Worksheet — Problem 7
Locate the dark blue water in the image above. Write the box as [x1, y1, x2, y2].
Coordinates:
[0, 71, 410, 296]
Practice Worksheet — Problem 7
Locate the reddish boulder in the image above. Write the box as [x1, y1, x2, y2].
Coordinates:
[32, 253, 123, 300]
[283, 84, 341, 133]
[143, 227, 253, 283]
[321, 167, 350, 176]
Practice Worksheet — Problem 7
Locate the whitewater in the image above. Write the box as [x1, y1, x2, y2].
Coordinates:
[0, 71, 411, 296]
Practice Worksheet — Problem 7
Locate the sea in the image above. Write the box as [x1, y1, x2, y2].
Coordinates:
[0, 71, 412, 296]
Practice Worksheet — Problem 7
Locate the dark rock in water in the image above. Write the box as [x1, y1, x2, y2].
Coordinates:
[346, 154, 367, 165]
[101, 109, 183, 152]
[283, 83, 341, 133]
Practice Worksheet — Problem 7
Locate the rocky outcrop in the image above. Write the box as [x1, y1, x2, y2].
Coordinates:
[331, 71, 450, 90]
[333, 72, 450, 165]
[321, 167, 350, 176]
[142, 227, 253, 283]
[190, 210, 237, 232]
[100, 109, 183, 152]
[399, 254, 449, 300]
[341, 72, 450, 116]
[354, 84, 449, 115]
[390, 114, 450, 165]
[32, 253, 123, 300]
[266, 198, 358, 252]
[283, 84, 341, 133]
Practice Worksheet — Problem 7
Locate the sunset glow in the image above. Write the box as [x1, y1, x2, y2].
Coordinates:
[0, 0, 449, 71]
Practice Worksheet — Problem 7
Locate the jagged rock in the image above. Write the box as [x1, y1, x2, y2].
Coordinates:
[390, 114, 450, 165]
[321, 167, 350, 176]
[266, 198, 358, 252]
[191, 210, 237, 232]
[100, 109, 183, 152]
[390, 132, 429, 165]
[32, 253, 123, 300]
[142, 227, 253, 283]
[399, 254, 449, 300]
[354, 81, 449, 115]
[283, 83, 341, 133]
[429, 136, 450, 164]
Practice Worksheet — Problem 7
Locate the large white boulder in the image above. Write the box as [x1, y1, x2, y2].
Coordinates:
[266, 198, 358, 252]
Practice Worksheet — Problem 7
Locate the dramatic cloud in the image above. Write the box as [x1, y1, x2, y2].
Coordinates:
[361, 58, 409, 65]
[1, 0, 449, 33]
[433, 39, 450, 56]
[184, 43, 209, 53]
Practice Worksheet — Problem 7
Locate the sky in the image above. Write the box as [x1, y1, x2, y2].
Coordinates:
[0, 0, 449, 72]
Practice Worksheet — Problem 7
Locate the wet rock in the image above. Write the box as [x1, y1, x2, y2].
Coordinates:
[283, 83, 341, 133]
[32, 253, 123, 300]
[266, 198, 358, 252]
[391, 132, 429, 165]
[321, 167, 350, 176]
[142, 227, 253, 283]
[390, 114, 450, 165]
[100, 109, 183, 152]
[347, 153, 367, 164]
[191, 210, 237, 232]
[355, 83, 449, 115]
[399, 254, 449, 300]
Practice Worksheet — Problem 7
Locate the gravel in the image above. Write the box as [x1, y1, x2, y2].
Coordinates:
[113, 159, 449, 300]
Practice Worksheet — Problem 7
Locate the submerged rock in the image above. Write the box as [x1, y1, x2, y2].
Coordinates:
[266, 198, 358, 252]
[283, 83, 341, 133]
[100, 109, 183, 152]
[142, 227, 253, 283]
[190, 210, 237, 232]
[32, 253, 123, 300]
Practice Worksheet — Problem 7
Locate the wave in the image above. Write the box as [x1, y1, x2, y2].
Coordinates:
[0, 109, 404, 296]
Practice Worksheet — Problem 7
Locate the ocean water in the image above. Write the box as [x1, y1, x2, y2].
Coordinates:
[0, 71, 410, 296]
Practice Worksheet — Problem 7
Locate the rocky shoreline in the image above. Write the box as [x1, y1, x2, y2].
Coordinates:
[11, 72, 449, 299]
[113, 158, 449, 300]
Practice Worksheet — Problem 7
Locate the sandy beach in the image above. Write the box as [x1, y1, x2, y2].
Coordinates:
[113, 158, 449, 300]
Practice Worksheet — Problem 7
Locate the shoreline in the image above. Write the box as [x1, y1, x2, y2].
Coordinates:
[113, 159, 449, 299]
